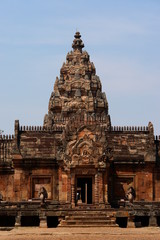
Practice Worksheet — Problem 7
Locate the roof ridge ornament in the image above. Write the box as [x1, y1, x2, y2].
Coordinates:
[72, 31, 84, 52]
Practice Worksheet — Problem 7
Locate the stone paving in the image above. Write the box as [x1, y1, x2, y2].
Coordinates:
[1, 227, 160, 240]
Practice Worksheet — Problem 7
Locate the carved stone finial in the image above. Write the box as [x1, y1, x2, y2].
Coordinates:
[148, 121, 154, 134]
[72, 32, 84, 52]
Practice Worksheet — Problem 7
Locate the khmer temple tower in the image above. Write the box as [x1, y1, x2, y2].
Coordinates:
[0, 32, 160, 228]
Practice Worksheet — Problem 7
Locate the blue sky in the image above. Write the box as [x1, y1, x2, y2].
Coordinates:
[0, 0, 160, 135]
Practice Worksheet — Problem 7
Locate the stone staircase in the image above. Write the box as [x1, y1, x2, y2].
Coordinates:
[59, 210, 118, 227]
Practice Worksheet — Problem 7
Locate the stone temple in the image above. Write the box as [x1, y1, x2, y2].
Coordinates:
[0, 32, 160, 228]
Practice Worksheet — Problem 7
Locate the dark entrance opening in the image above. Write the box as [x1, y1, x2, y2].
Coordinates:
[157, 216, 160, 226]
[116, 217, 128, 228]
[47, 216, 59, 228]
[135, 216, 149, 227]
[21, 216, 40, 227]
[77, 177, 92, 204]
[0, 216, 15, 227]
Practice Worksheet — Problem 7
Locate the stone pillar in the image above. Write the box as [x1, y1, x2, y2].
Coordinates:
[149, 215, 157, 227]
[14, 169, 22, 201]
[95, 173, 99, 204]
[58, 167, 62, 202]
[104, 172, 108, 204]
[71, 173, 75, 207]
[15, 212, 21, 227]
[39, 212, 47, 228]
[127, 215, 135, 228]
[99, 172, 104, 205]
[67, 171, 71, 203]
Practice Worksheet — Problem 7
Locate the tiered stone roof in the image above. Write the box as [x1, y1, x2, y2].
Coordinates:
[44, 32, 109, 127]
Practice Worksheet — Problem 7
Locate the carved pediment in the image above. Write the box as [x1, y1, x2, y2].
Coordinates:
[60, 124, 110, 170]
[72, 139, 97, 165]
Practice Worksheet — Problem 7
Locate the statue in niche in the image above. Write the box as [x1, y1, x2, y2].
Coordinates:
[81, 145, 91, 164]
[82, 149, 89, 157]
[38, 186, 48, 203]
[126, 187, 136, 203]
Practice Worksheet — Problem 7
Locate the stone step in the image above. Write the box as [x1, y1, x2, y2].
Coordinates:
[59, 209, 117, 227]
[65, 216, 111, 220]
[66, 212, 112, 215]
[63, 219, 115, 224]
[67, 212, 115, 216]
[66, 215, 112, 219]
[59, 221, 117, 227]
[60, 222, 116, 226]
[59, 217, 117, 227]
[59, 224, 117, 227]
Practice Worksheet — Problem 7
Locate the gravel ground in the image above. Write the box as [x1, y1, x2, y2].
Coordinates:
[1, 227, 160, 240]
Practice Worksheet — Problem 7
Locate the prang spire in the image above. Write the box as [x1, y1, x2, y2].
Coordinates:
[72, 31, 84, 52]
[43, 31, 110, 129]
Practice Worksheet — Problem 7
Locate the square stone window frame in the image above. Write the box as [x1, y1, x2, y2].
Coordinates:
[113, 174, 136, 201]
[30, 175, 53, 200]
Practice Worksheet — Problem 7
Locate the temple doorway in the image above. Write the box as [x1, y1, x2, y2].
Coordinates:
[76, 177, 92, 204]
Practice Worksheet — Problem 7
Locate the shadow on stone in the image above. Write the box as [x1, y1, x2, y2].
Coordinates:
[116, 217, 128, 228]
[47, 216, 59, 228]
[0, 216, 15, 227]
[135, 216, 149, 227]
[21, 216, 40, 227]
